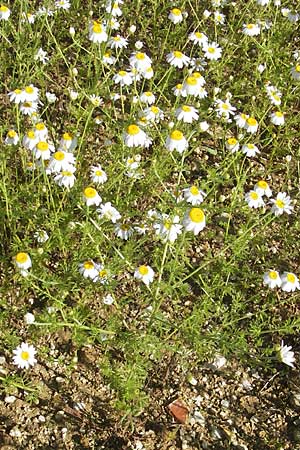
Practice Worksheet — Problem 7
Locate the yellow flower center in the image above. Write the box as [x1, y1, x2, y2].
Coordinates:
[275, 111, 283, 117]
[136, 52, 145, 60]
[171, 8, 181, 15]
[25, 86, 34, 94]
[287, 273, 296, 283]
[257, 180, 267, 189]
[170, 130, 183, 141]
[222, 103, 229, 110]
[139, 265, 149, 275]
[269, 271, 278, 280]
[275, 199, 284, 209]
[84, 261, 94, 270]
[16, 252, 29, 264]
[8, 130, 17, 138]
[0, 5, 9, 12]
[95, 170, 102, 176]
[62, 132, 72, 141]
[246, 24, 254, 29]
[186, 76, 197, 86]
[176, 83, 183, 89]
[195, 32, 203, 38]
[189, 208, 204, 223]
[250, 192, 259, 200]
[27, 131, 35, 139]
[118, 70, 126, 76]
[113, 36, 120, 41]
[35, 123, 45, 131]
[127, 124, 140, 135]
[164, 220, 172, 230]
[227, 137, 237, 145]
[247, 144, 254, 149]
[84, 187, 97, 198]
[53, 151, 65, 161]
[36, 141, 49, 151]
[190, 186, 199, 195]
[21, 351, 30, 361]
[14, 88, 22, 94]
[173, 51, 183, 58]
[207, 47, 215, 54]
[145, 91, 152, 97]
[121, 224, 129, 230]
[93, 24, 102, 33]
[99, 269, 107, 278]
[150, 106, 159, 114]
[295, 65, 300, 73]
[182, 105, 191, 112]
[62, 170, 72, 176]
[247, 117, 257, 126]
[273, 95, 280, 102]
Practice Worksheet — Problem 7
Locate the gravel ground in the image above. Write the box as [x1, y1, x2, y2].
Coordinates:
[1, 348, 299, 450]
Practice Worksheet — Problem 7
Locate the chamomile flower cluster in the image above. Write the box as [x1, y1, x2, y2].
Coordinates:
[263, 270, 300, 292]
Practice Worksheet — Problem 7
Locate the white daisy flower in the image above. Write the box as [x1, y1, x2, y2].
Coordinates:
[245, 117, 259, 133]
[134, 265, 155, 286]
[5, 130, 19, 145]
[79, 260, 99, 279]
[83, 187, 102, 206]
[183, 207, 206, 235]
[165, 130, 188, 154]
[102, 51, 116, 65]
[203, 42, 222, 60]
[270, 111, 285, 126]
[278, 341, 295, 368]
[175, 105, 199, 123]
[242, 23, 261, 36]
[270, 192, 293, 216]
[12, 343, 37, 370]
[166, 50, 190, 69]
[14, 252, 32, 277]
[139, 91, 156, 105]
[90, 165, 107, 184]
[263, 270, 282, 288]
[245, 190, 265, 208]
[8, 88, 25, 104]
[254, 180, 272, 197]
[59, 132, 77, 152]
[114, 222, 134, 240]
[241, 143, 260, 157]
[55, 0, 71, 9]
[291, 64, 300, 81]
[34, 122, 48, 140]
[113, 70, 133, 87]
[48, 150, 75, 173]
[234, 112, 249, 128]
[129, 52, 152, 72]
[33, 141, 55, 160]
[183, 186, 206, 205]
[54, 166, 76, 189]
[168, 8, 183, 24]
[188, 31, 208, 46]
[22, 130, 39, 150]
[89, 22, 108, 43]
[0, 5, 11, 20]
[153, 214, 182, 243]
[23, 85, 39, 102]
[92, 264, 110, 284]
[123, 124, 152, 148]
[225, 137, 240, 153]
[280, 272, 300, 292]
[97, 202, 121, 223]
[108, 35, 128, 49]
[181, 73, 206, 97]
[19, 101, 39, 116]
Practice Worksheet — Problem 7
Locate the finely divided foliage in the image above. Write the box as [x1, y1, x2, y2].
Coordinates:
[0, 0, 300, 417]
